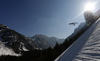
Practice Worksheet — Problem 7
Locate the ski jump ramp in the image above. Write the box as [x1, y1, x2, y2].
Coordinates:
[55, 18, 100, 61]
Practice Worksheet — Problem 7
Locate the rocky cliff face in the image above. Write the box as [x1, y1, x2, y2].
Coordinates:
[0, 24, 39, 53]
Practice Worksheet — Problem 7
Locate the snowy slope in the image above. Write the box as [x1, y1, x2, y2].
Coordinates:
[0, 41, 20, 56]
[55, 18, 100, 61]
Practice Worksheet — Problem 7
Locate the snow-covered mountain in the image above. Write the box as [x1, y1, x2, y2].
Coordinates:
[0, 41, 20, 56]
[30, 34, 64, 49]
[0, 24, 39, 55]
[0, 24, 64, 56]
[55, 18, 100, 61]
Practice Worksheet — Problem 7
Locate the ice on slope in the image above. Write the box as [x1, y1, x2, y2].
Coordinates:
[0, 41, 20, 56]
[55, 18, 100, 61]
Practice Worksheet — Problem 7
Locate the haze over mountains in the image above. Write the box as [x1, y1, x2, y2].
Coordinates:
[67, 22, 87, 40]
[30, 34, 64, 49]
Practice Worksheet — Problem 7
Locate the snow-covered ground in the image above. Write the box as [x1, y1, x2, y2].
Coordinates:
[0, 41, 20, 56]
[55, 18, 100, 61]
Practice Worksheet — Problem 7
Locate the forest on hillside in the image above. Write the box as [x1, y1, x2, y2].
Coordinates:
[0, 11, 98, 61]
[0, 24, 89, 61]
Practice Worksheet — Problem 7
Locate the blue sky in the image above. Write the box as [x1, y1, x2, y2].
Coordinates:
[0, 0, 100, 38]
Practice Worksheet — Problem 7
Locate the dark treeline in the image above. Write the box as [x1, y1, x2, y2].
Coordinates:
[0, 24, 89, 61]
[0, 11, 98, 61]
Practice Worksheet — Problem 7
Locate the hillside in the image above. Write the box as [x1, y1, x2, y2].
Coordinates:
[55, 18, 100, 61]
[0, 24, 38, 54]
[30, 34, 64, 49]
[0, 24, 64, 56]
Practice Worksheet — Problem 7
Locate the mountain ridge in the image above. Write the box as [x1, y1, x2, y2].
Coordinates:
[0, 24, 64, 55]
[30, 34, 64, 49]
